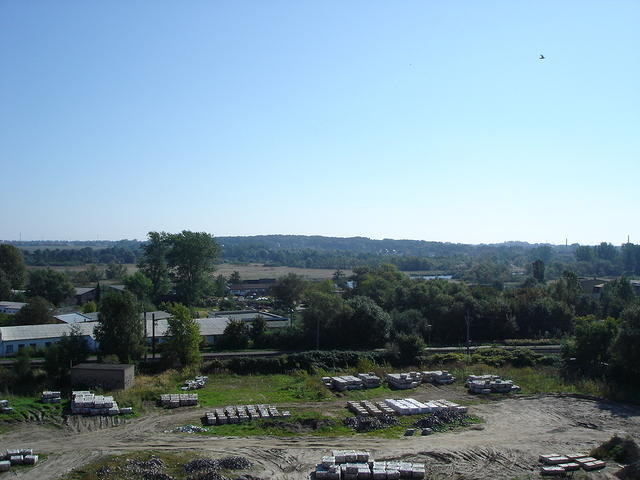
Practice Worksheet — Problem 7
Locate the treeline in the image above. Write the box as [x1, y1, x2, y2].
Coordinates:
[21, 246, 140, 266]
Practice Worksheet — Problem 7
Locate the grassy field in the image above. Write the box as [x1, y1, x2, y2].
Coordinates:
[0, 394, 67, 423]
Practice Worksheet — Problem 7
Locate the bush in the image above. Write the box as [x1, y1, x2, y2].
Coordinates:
[590, 435, 640, 463]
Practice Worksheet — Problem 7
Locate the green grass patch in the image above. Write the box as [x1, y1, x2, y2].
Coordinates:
[0, 395, 67, 424]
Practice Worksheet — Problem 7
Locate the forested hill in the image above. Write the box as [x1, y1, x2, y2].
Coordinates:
[7, 235, 640, 279]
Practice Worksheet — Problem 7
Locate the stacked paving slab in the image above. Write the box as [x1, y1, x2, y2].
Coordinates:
[539, 453, 606, 475]
[0, 399, 13, 413]
[386, 371, 455, 390]
[160, 393, 198, 408]
[41, 391, 62, 403]
[314, 451, 426, 479]
[383, 398, 467, 415]
[347, 400, 394, 416]
[465, 375, 521, 394]
[0, 449, 38, 472]
[181, 376, 208, 391]
[71, 391, 132, 415]
[203, 404, 291, 426]
[323, 373, 382, 391]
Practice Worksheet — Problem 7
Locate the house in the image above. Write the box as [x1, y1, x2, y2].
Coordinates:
[579, 278, 610, 297]
[75, 286, 99, 305]
[229, 279, 277, 297]
[54, 312, 95, 324]
[0, 301, 27, 315]
[211, 310, 291, 328]
[71, 363, 135, 390]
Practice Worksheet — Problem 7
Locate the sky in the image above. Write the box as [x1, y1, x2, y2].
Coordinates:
[1, 1, 638, 245]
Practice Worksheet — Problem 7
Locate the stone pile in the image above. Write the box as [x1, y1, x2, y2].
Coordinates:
[181, 376, 209, 391]
[385, 372, 422, 390]
[314, 451, 426, 479]
[0, 399, 12, 413]
[420, 370, 455, 385]
[1, 449, 38, 472]
[71, 391, 132, 415]
[159, 393, 198, 408]
[383, 398, 467, 415]
[323, 373, 381, 391]
[202, 404, 291, 426]
[41, 391, 62, 403]
[465, 375, 520, 394]
[539, 453, 606, 475]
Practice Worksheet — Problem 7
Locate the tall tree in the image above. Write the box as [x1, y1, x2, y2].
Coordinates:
[610, 305, 640, 384]
[271, 273, 306, 310]
[139, 232, 171, 303]
[0, 244, 26, 289]
[95, 291, 145, 363]
[124, 271, 153, 303]
[13, 297, 54, 325]
[167, 231, 221, 306]
[43, 325, 91, 383]
[27, 268, 74, 305]
[343, 296, 391, 348]
[532, 259, 545, 283]
[164, 302, 201, 367]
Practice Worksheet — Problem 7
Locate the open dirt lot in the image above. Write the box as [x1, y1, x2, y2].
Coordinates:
[2, 394, 639, 480]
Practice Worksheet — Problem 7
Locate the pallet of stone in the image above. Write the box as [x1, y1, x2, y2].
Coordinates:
[385, 372, 422, 390]
[541, 466, 565, 476]
[557, 462, 580, 471]
[467, 375, 520, 394]
[41, 391, 62, 403]
[347, 401, 368, 416]
[361, 401, 383, 416]
[357, 372, 382, 388]
[0, 461, 9, 472]
[160, 393, 198, 408]
[375, 401, 395, 415]
[581, 460, 606, 471]
[181, 375, 209, 391]
[421, 370, 455, 385]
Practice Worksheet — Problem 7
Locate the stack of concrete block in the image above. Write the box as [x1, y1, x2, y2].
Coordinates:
[539, 453, 605, 475]
[41, 391, 62, 403]
[159, 393, 198, 408]
[71, 391, 124, 415]
[383, 398, 466, 415]
[347, 401, 369, 416]
[324, 374, 381, 392]
[0, 399, 12, 413]
[1, 449, 38, 471]
[386, 372, 422, 389]
[314, 452, 425, 480]
[181, 376, 208, 391]
[466, 375, 520, 394]
[375, 401, 396, 415]
[421, 370, 455, 385]
[202, 404, 290, 426]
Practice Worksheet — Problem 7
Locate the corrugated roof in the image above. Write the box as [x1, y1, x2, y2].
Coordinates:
[0, 322, 96, 342]
[146, 317, 231, 337]
[75, 287, 96, 295]
[55, 313, 93, 324]
[0, 301, 27, 309]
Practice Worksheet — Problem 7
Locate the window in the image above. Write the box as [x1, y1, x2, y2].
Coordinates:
[30, 343, 37, 349]
[6, 345, 13, 354]
[45, 342, 52, 348]
[18, 344, 25, 350]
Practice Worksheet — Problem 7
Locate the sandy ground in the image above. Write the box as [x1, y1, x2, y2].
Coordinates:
[2, 394, 639, 480]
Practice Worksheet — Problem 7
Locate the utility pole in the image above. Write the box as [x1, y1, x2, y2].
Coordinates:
[152, 313, 156, 359]
[465, 310, 472, 358]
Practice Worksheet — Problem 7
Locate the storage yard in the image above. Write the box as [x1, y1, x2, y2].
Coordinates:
[1, 378, 639, 480]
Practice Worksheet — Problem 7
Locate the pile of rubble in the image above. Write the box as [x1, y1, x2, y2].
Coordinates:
[181, 376, 209, 391]
[386, 370, 455, 389]
[167, 424, 209, 434]
[0, 449, 38, 472]
[314, 451, 425, 479]
[465, 375, 520, 394]
[202, 404, 291, 426]
[343, 414, 398, 432]
[539, 453, 606, 475]
[0, 399, 12, 414]
[383, 398, 467, 415]
[160, 393, 198, 408]
[323, 373, 382, 391]
[41, 391, 62, 403]
[71, 391, 133, 416]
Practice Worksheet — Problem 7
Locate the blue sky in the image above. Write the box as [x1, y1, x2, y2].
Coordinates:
[1, 1, 638, 244]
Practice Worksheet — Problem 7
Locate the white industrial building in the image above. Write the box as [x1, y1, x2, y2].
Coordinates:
[0, 301, 27, 315]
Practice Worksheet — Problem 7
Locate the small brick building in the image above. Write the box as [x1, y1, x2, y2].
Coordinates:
[71, 363, 135, 391]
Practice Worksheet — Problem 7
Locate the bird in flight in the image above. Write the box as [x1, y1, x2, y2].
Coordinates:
[539, 54, 545, 60]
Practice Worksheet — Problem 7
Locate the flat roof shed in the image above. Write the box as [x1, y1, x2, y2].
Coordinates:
[70, 363, 135, 390]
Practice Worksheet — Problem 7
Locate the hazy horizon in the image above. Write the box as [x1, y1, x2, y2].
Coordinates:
[2, 1, 638, 245]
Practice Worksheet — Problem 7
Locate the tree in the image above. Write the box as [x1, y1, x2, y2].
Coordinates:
[250, 315, 267, 348]
[563, 315, 618, 374]
[44, 325, 91, 383]
[124, 271, 153, 302]
[13, 348, 32, 378]
[343, 296, 391, 348]
[302, 290, 350, 349]
[575, 245, 595, 262]
[332, 269, 347, 289]
[139, 231, 172, 303]
[95, 291, 145, 363]
[166, 231, 221, 305]
[105, 261, 127, 280]
[13, 297, 54, 325]
[394, 333, 426, 366]
[82, 300, 97, 313]
[27, 268, 74, 305]
[0, 244, 26, 288]
[0, 269, 11, 300]
[212, 274, 229, 297]
[610, 304, 640, 384]
[220, 319, 250, 350]
[271, 273, 306, 310]
[532, 259, 545, 283]
[229, 271, 241, 284]
[164, 302, 201, 367]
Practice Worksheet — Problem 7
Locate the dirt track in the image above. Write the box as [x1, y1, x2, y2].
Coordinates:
[2, 394, 639, 480]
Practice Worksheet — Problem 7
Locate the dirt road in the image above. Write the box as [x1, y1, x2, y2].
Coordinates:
[2, 394, 639, 480]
